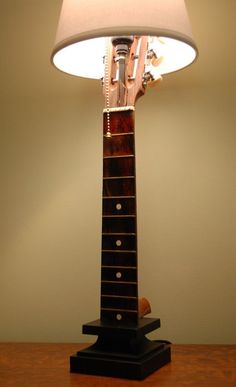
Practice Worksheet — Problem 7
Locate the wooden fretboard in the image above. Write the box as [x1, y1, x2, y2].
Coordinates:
[100, 109, 138, 325]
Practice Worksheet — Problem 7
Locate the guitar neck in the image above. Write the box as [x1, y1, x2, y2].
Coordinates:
[101, 108, 138, 325]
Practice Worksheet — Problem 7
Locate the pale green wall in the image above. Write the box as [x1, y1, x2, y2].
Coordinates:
[1, 82, 236, 344]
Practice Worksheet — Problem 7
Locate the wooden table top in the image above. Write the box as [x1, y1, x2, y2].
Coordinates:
[0, 343, 235, 386]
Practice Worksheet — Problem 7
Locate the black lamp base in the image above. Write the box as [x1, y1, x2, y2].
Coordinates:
[70, 318, 171, 380]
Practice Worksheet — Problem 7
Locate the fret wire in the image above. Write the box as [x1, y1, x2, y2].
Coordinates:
[102, 215, 135, 218]
[101, 294, 137, 299]
[103, 176, 135, 180]
[102, 265, 137, 269]
[102, 233, 136, 235]
[102, 250, 136, 253]
[103, 155, 134, 159]
[103, 196, 135, 199]
[101, 307, 138, 313]
[101, 280, 137, 284]
[104, 132, 134, 137]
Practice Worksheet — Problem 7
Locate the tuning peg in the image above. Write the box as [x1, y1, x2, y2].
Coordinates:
[148, 76, 163, 88]
[148, 49, 164, 67]
[143, 68, 162, 88]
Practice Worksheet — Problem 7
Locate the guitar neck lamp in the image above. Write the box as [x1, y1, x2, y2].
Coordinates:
[51, 0, 198, 380]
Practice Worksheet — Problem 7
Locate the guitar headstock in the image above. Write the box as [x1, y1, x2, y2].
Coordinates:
[103, 36, 150, 110]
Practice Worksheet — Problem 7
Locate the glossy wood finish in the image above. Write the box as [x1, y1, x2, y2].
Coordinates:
[0, 343, 235, 386]
[101, 109, 138, 324]
[102, 37, 148, 110]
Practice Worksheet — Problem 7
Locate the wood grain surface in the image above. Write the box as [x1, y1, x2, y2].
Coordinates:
[0, 343, 235, 386]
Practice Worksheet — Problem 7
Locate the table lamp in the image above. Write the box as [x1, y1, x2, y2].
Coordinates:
[51, 0, 198, 380]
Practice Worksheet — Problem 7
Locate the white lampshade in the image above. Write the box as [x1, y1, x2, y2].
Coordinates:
[51, 0, 198, 79]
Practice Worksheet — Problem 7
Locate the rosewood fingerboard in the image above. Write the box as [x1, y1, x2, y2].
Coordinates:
[101, 109, 138, 325]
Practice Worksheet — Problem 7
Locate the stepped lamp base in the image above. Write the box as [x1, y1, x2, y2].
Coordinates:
[70, 318, 171, 380]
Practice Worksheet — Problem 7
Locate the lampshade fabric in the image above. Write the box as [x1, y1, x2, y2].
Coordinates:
[52, 0, 198, 79]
